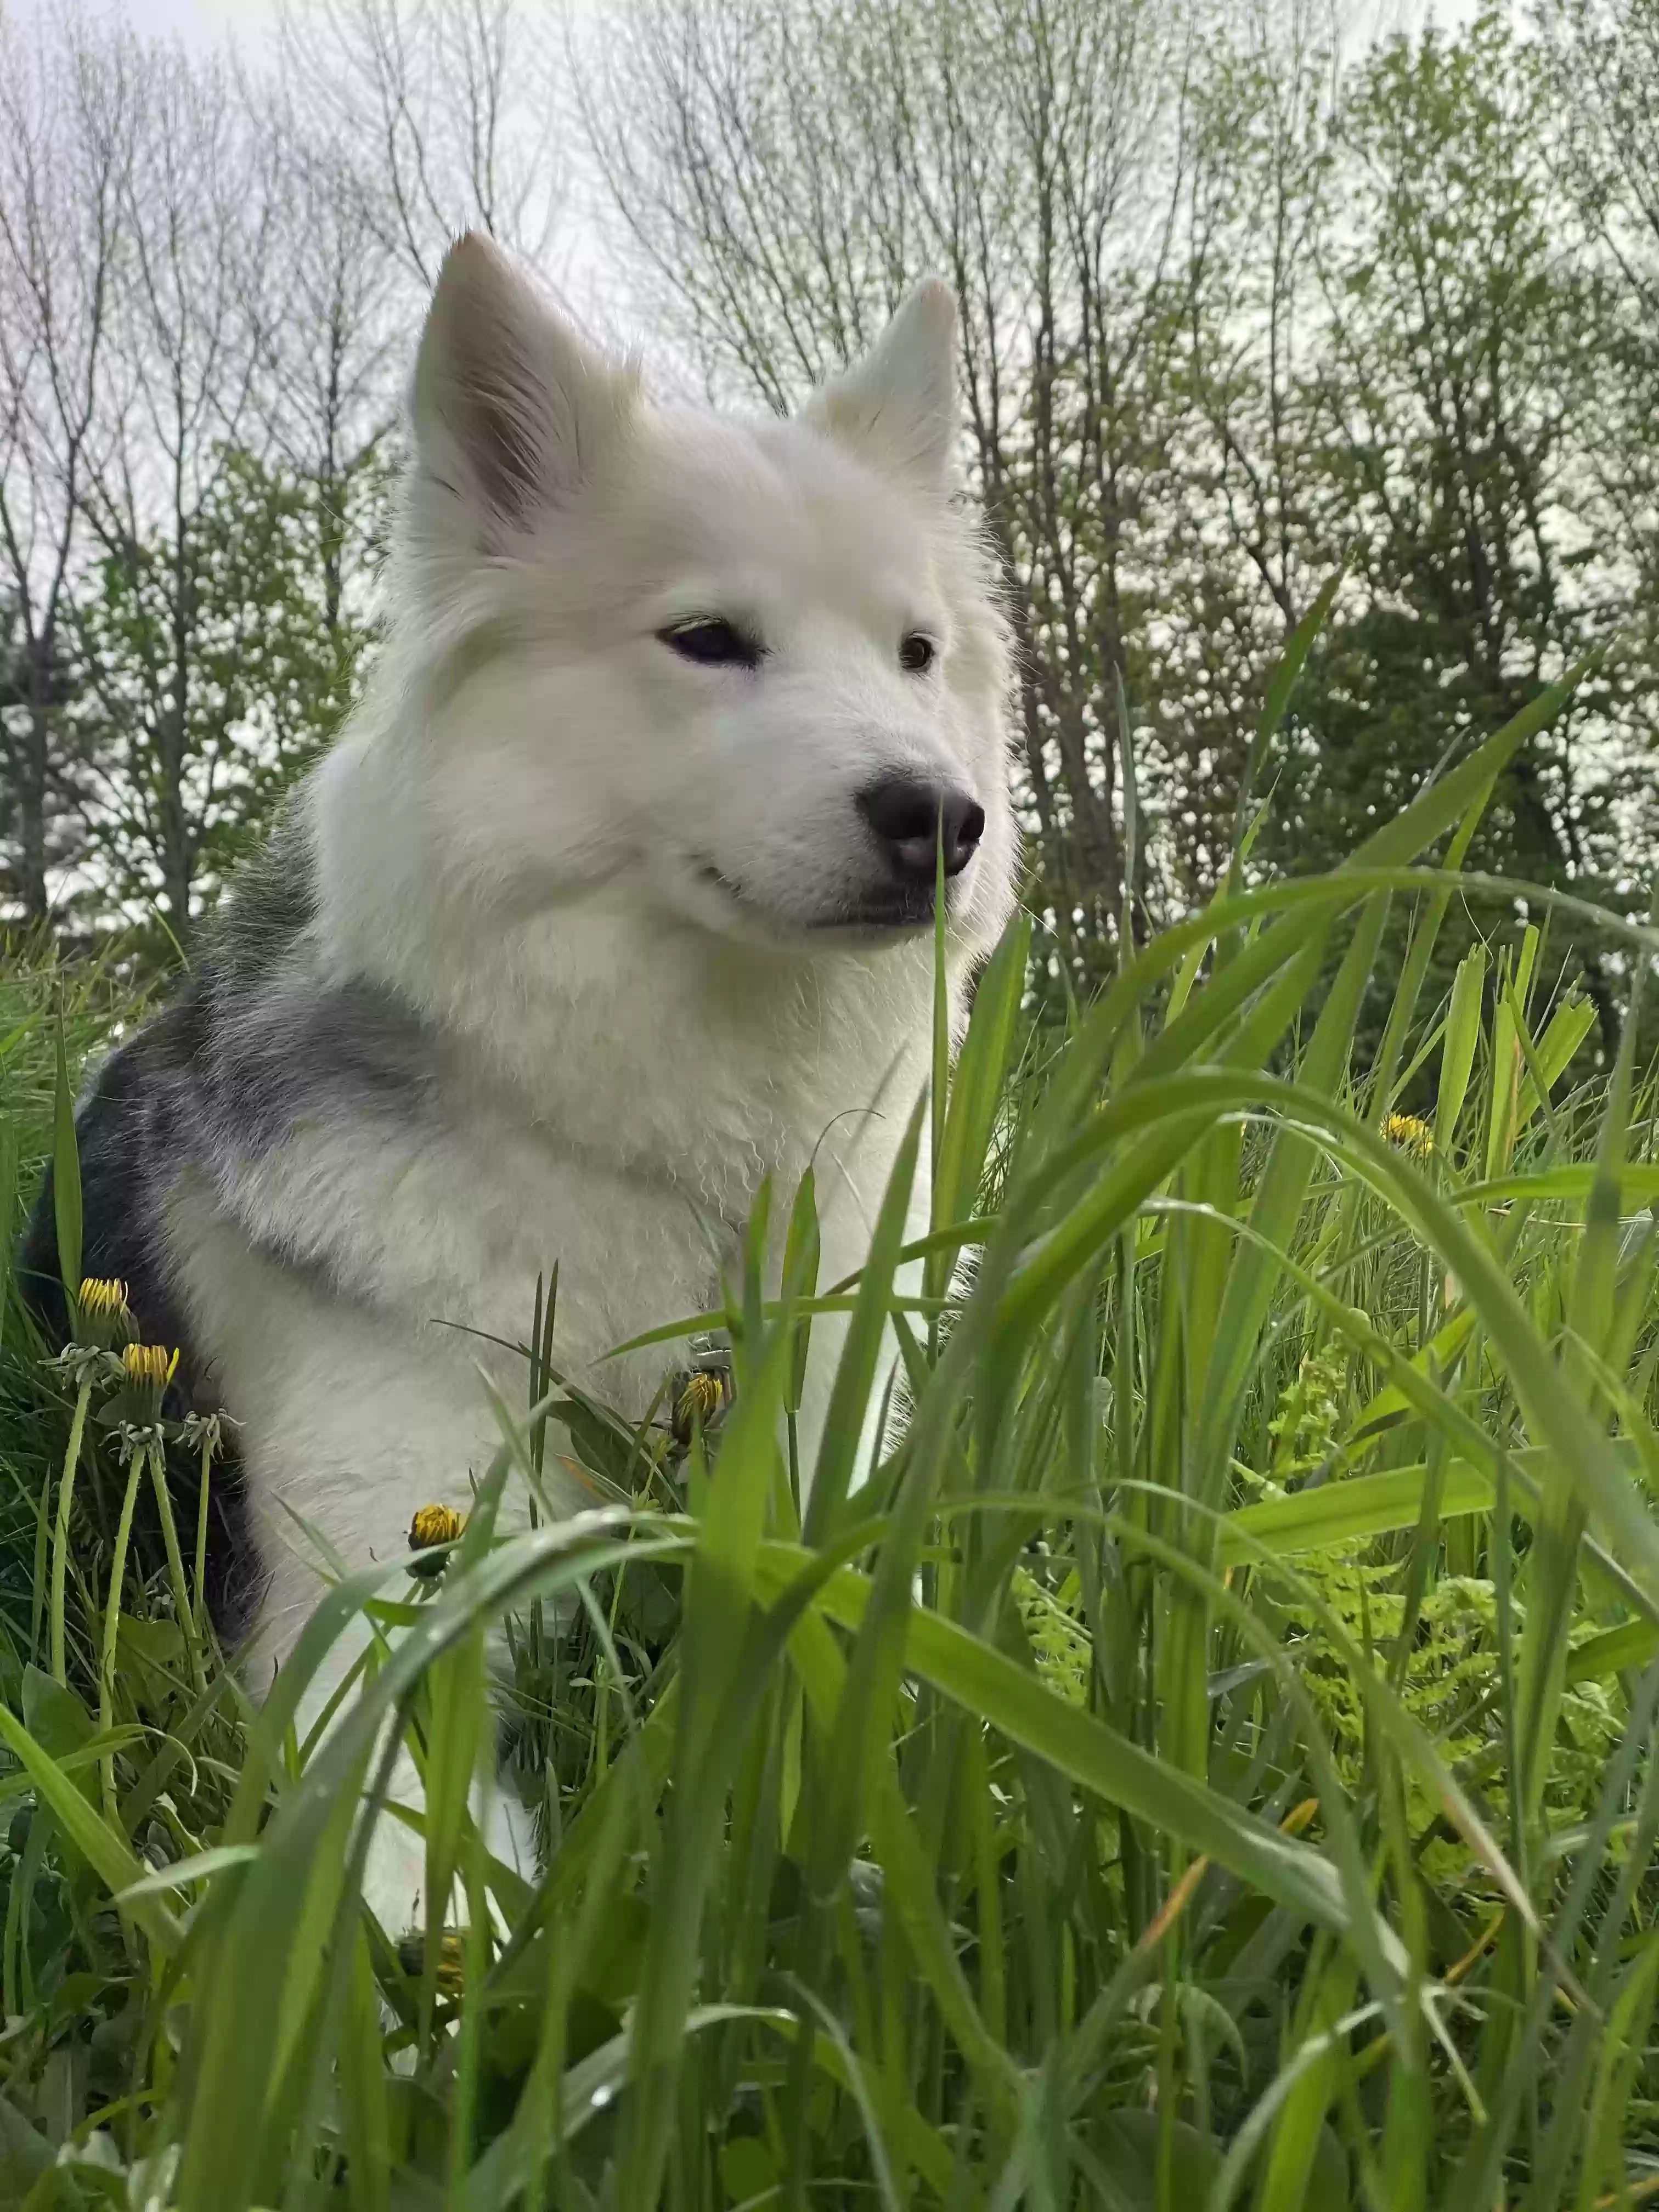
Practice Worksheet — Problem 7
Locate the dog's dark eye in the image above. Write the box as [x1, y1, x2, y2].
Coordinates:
[659, 618, 762, 669]
[899, 633, 936, 674]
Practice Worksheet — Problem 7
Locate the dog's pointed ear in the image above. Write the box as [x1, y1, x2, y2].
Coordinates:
[410, 232, 636, 534]
[803, 279, 959, 490]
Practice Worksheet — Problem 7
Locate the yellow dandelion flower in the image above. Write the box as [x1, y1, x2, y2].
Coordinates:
[410, 1502, 465, 1548]
[78, 1278, 129, 1317]
[673, 1368, 726, 1445]
[122, 1342, 180, 1391]
[408, 1502, 465, 1576]
[1384, 1113, 1435, 1159]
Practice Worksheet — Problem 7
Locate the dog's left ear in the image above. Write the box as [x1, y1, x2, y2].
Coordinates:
[410, 232, 637, 538]
[803, 279, 959, 492]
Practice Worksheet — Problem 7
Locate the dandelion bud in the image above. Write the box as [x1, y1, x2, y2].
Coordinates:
[397, 1929, 466, 1998]
[74, 1277, 134, 1350]
[673, 1368, 727, 1446]
[122, 1342, 179, 1393]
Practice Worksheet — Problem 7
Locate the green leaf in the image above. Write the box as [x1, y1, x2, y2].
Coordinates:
[0, 2095, 54, 2201]
[1231, 569, 1344, 859]
[1220, 1460, 1493, 1564]
[783, 1165, 821, 1421]
[759, 1548, 1363, 1944]
[802, 1091, 925, 1539]
[929, 911, 1030, 1304]
[0, 1705, 180, 1954]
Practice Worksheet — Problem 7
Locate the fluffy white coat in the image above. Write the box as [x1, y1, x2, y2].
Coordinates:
[171, 235, 1017, 1928]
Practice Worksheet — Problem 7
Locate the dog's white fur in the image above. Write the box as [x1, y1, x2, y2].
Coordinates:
[174, 236, 1015, 1928]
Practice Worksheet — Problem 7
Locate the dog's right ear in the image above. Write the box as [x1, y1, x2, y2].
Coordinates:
[410, 233, 636, 537]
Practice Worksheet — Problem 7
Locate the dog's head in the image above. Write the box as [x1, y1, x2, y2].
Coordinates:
[395, 233, 1016, 956]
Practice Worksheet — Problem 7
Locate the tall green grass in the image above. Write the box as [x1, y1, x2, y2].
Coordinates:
[3, 643, 1659, 2208]
[0, 945, 157, 1633]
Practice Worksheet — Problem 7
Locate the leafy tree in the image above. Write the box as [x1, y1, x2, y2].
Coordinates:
[1143, 5, 1341, 909]
[1282, 11, 1632, 1052]
[0, 594, 91, 932]
[0, 10, 132, 930]
[1539, 0, 1659, 881]
[72, 445, 376, 935]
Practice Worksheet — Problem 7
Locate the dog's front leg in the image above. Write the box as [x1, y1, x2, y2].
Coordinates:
[213, 1289, 543, 1943]
[260, 1590, 536, 1946]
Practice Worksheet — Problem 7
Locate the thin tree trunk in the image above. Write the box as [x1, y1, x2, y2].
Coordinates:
[20, 635, 52, 929]
[163, 518, 193, 934]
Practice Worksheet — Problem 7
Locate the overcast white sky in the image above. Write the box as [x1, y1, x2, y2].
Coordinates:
[0, 0, 1494, 331]
[9, 0, 266, 36]
[7, 0, 1489, 47]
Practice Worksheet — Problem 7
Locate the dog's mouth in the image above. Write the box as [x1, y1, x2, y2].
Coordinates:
[810, 890, 938, 933]
[692, 860, 937, 936]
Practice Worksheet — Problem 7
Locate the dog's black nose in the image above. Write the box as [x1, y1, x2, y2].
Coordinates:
[857, 775, 984, 887]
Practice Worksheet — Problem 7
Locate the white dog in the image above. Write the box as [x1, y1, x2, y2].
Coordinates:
[24, 234, 1017, 1929]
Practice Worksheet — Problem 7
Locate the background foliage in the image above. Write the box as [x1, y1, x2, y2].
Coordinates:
[3, 0, 1659, 1024]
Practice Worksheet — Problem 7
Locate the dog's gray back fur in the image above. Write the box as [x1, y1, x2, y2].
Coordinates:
[20, 806, 438, 1638]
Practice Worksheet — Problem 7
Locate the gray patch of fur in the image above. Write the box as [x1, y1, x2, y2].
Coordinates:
[211, 808, 318, 984]
[154, 805, 437, 1167]
[201, 975, 436, 1159]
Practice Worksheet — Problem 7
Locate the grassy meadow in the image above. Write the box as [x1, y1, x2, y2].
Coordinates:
[2, 640, 1659, 2208]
